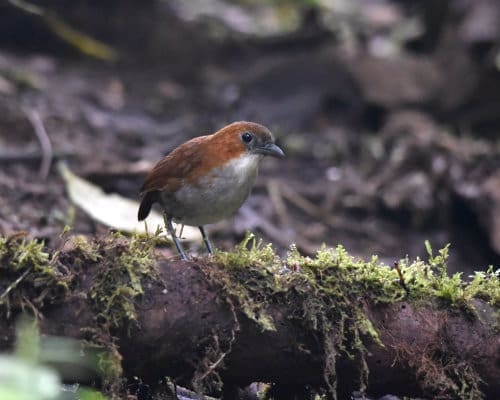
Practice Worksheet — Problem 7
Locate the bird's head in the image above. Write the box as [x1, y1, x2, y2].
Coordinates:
[211, 121, 285, 162]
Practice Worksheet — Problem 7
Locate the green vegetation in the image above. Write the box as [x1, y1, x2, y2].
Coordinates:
[465, 266, 500, 306]
[212, 233, 280, 331]
[0, 231, 498, 399]
[87, 230, 163, 330]
[211, 233, 499, 400]
[78, 230, 165, 385]
[0, 231, 165, 397]
[0, 230, 164, 329]
[212, 237, 405, 398]
[0, 234, 71, 317]
[0, 316, 108, 400]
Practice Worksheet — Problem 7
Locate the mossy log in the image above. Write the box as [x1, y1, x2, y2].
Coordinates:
[0, 234, 499, 399]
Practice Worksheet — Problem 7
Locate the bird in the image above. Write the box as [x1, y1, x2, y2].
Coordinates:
[138, 121, 285, 260]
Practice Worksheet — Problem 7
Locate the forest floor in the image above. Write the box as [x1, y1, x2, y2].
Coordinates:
[1, 1, 500, 273]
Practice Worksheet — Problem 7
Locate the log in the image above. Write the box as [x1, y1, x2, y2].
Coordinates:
[0, 234, 498, 399]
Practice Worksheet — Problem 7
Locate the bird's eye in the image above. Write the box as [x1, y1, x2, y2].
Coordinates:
[241, 132, 253, 143]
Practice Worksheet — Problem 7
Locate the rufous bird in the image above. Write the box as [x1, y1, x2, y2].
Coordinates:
[138, 121, 285, 260]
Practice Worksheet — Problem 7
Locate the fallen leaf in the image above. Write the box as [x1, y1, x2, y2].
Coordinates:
[58, 162, 198, 241]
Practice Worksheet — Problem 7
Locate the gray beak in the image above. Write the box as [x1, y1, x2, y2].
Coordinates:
[255, 143, 285, 159]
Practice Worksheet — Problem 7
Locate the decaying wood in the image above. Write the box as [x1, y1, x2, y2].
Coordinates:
[1, 250, 498, 400]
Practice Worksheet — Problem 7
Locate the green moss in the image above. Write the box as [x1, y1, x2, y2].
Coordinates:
[80, 326, 124, 382]
[213, 241, 400, 399]
[214, 232, 279, 269]
[213, 236, 499, 400]
[2, 230, 497, 399]
[280, 245, 392, 397]
[465, 266, 500, 306]
[213, 233, 281, 331]
[0, 234, 71, 316]
[71, 234, 102, 263]
[87, 231, 164, 330]
[75, 231, 166, 397]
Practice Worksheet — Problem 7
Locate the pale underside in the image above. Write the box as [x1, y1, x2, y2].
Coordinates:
[159, 153, 262, 226]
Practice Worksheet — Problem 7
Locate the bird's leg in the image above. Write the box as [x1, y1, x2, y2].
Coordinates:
[163, 213, 188, 260]
[198, 226, 214, 255]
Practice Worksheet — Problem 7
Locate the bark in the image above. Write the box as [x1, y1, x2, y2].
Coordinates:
[1, 254, 499, 399]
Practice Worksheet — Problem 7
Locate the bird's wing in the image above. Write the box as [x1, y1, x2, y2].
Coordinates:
[140, 136, 207, 194]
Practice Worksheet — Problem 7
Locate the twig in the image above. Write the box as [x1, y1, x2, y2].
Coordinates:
[197, 336, 230, 383]
[266, 179, 290, 226]
[280, 185, 338, 227]
[22, 296, 43, 320]
[394, 261, 410, 297]
[0, 268, 31, 303]
[279, 184, 396, 248]
[0, 150, 73, 164]
[24, 109, 53, 180]
[7, 0, 42, 15]
[195, 297, 240, 384]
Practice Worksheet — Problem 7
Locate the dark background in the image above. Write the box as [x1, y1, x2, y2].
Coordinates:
[1, 0, 500, 273]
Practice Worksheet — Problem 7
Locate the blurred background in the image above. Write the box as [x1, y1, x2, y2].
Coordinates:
[1, 0, 500, 274]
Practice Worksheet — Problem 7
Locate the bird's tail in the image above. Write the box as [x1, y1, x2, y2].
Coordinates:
[138, 191, 158, 221]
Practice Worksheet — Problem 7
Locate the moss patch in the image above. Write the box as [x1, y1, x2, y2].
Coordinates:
[0, 233, 72, 318]
[464, 266, 500, 307]
[1, 230, 498, 399]
[212, 233, 280, 331]
[210, 236, 405, 398]
[86, 231, 164, 331]
[0, 230, 166, 399]
[210, 234, 499, 400]
[61, 230, 166, 398]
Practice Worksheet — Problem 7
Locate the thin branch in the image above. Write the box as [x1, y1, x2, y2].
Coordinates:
[266, 179, 291, 226]
[0, 268, 31, 303]
[24, 109, 53, 180]
[196, 298, 240, 384]
[0, 150, 73, 164]
[394, 261, 410, 297]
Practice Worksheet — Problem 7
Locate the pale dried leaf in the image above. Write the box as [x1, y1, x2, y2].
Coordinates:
[58, 162, 197, 241]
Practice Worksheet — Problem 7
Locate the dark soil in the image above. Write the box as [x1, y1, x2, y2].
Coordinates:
[1, 0, 500, 273]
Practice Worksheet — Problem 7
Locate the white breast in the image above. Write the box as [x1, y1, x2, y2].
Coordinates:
[170, 154, 261, 226]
